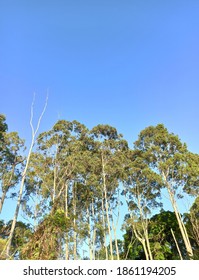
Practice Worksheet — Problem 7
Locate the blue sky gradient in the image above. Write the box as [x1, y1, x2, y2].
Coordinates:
[1, 1, 199, 223]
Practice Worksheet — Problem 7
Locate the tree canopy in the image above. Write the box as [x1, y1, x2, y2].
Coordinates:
[0, 116, 198, 260]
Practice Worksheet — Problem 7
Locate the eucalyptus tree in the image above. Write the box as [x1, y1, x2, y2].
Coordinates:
[123, 149, 163, 260]
[73, 173, 101, 260]
[23, 119, 93, 259]
[134, 124, 199, 258]
[90, 124, 128, 260]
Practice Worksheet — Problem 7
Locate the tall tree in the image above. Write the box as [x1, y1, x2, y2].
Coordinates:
[23, 119, 93, 259]
[123, 149, 163, 260]
[90, 124, 128, 260]
[4, 96, 48, 258]
[134, 124, 199, 258]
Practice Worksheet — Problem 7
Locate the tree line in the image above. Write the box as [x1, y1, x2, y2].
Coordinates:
[0, 113, 198, 260]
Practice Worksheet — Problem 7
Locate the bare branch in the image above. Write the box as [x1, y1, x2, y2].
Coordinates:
[34, 93, 49, 137]
[30, 93, 36, 138]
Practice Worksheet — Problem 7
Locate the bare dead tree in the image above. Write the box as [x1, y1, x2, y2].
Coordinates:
[1, 94, 48, 259]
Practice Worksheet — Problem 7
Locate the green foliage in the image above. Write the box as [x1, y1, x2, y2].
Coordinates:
[149, 211, 186, 259]
[122, 229, 146, 260]
[0, 114, 7, 143]
[21, 209, 70, 260]
[0, 117, 198, 260]
[123, 211, 188, 260]
[134, 124, 199, 195]
[133, 124, 199, 259]
[0, 220, 32, 259]
[0, 114, 25, 216]
[49, 209, 70, 230]
[0, 238, 7, 259]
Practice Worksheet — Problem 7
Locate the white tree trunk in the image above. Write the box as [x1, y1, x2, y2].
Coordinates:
[3, 95, 48, 259]
[165, 178, 193, 258]
[65, 182, 69, 260]
[102, 153, 113, 260]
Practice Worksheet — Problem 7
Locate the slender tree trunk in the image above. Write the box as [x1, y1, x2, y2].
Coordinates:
[65, 182, 69, 260]
[125, 235, 134, 260]
[104, 190, 113, 260]
[53, 164, 57, 203]
[110, 195, 120, 260]
[2, 95, 48, 259]
[142, 240, 149, 260]
[91, 199, 97, 260]
[137, 188, 153, 260]
[165, 179, 193, 258]
[133, 225, 149, 260]
[101, 196, 108, 260]
[5, 140, 34, 258]
[102, 153, 113, 260]
[171, 228, 183, 260]
[92, 228, 96, 260]
[52, 141, 59, 203]
[73, 182, 77, 260]
[112, 220, 120, 260]
[145, 228, 153, 260]
[125, 184, 152, 260]
[86, 206, 92, 260]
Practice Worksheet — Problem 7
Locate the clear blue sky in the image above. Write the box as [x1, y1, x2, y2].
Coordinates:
[1, 1, 199, 222]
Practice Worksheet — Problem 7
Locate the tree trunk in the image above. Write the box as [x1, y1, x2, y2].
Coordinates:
[65, 182, 69, 260]
[91, 199, 97, 260]
[171, 228, 183, 260]
[145, 228, 153, 260]
[102, 153, 113, 260]
[101, 196, 108, 260]
[165, 180, 193, 258]
[52, 141, 59, 204]
[133, 225, 149, 260]
[112, 221, 120, 260]
[73, 182, 77, 260]
[110, 200, 120, 260]
[2, 95, 48, 259]
[86, 206, 92, 260]
[5, 139, 34, 258]
[137, 188, 153, 260]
